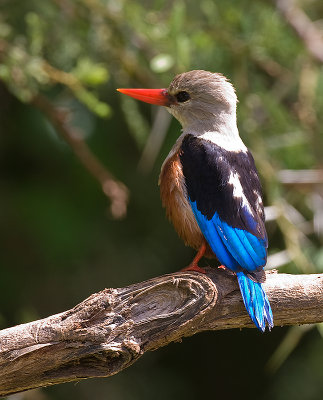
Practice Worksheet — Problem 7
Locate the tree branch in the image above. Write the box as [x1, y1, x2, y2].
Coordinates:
[276, 0, 323, 64]
[31, 94, 129, 219]
[0, 270, 322, 397]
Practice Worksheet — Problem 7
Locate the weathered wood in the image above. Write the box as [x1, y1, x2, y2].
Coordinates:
[0, 270, 322, 397]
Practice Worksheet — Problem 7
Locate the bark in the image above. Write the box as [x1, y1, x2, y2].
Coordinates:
[0, 269, 322, 397]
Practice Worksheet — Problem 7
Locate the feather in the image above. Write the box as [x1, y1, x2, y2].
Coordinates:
[190, 201, 240, 269]
[190, 201, 266, 272]
[237, 272, 274, 331]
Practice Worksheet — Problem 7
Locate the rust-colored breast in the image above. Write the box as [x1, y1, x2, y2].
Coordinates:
[159, 151, 204, 251]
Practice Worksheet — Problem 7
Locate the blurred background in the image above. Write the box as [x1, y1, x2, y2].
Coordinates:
[0, 0, 323, 399]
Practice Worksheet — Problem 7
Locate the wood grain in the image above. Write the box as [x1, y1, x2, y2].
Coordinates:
[0, 269, 322, 397]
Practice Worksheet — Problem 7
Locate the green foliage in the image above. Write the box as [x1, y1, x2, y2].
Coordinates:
[1, 0, 322, 399]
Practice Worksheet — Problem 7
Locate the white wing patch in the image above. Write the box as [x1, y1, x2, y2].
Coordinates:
[228, 171, 252, 213]
[253, 189, 263, 213]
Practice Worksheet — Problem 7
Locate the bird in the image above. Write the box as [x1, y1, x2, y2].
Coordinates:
[117, 70, 274, 332]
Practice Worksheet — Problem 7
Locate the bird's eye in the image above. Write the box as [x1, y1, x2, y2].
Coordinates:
[175, 91, 190, 103]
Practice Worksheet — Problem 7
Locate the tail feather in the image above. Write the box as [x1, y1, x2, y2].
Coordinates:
[237, 271, 274, 332]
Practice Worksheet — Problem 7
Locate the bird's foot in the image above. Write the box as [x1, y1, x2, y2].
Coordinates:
[180, 242, 207, 273]
[180, 263, 207, 274]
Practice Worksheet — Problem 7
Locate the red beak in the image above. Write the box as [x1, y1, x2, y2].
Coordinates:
[117, 88, 171, 106]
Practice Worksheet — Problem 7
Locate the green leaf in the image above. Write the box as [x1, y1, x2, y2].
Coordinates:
[73, 58, 109, 86]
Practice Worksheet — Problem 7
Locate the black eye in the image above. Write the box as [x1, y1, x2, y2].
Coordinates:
[175, 91, 190, 102]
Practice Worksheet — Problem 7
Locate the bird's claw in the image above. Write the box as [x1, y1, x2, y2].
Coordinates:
[180, 264, 207, 274]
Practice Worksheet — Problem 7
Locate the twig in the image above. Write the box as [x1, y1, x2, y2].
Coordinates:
[0, 269, 322, 396]
[137, 108, 172, 173]
[278, 169, 323, 186]
[276, 0, 323, 63]
[31, 94, 129, 219]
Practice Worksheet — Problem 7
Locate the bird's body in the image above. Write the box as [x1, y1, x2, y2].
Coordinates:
[159, 134, 265, 259]
[118, 70, 274, 331]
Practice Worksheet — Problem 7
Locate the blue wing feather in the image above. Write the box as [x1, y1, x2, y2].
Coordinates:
[190, 200, 266, 272]
[190, 201, 240, 269]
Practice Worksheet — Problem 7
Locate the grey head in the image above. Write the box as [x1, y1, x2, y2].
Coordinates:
[166, 70, 238, 135]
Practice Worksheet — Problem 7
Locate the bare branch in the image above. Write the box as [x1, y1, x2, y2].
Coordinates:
[278, 169, 323, 186]
[0, 270, 322, 397]
[276, 0, 323, 63]
[31, 94, 129, 219]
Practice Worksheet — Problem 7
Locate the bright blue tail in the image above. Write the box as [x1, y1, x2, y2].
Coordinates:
[237, 271, 274, 332]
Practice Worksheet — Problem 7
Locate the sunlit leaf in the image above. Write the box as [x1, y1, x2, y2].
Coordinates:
[150, 54, 174, 73]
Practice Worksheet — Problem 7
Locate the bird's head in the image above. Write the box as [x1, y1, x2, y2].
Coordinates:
[118, 70, 238, 133]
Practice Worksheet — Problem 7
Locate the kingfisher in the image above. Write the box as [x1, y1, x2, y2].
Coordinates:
[118, 70, 274, 332]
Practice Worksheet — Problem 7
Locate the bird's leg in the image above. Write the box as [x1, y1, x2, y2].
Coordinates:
[181, 242, 207, 273]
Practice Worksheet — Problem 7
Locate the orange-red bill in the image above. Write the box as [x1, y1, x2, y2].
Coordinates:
[117, 88, 171, 106]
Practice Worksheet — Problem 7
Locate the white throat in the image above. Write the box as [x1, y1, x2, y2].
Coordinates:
[198, 130, 247, 152]
[182, 112, 247, 153]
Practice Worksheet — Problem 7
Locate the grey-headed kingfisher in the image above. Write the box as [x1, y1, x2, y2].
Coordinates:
[118, 70, 274, 332]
